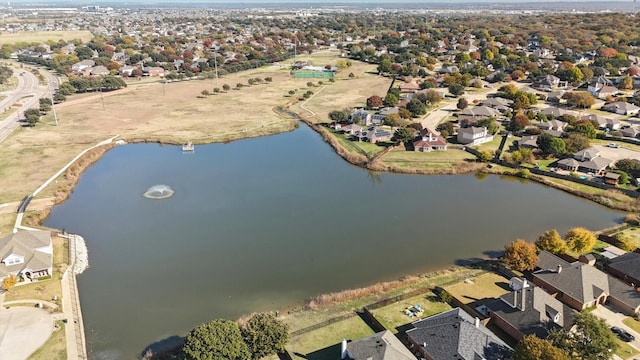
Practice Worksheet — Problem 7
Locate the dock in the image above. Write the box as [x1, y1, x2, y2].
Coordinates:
[182, 141, 194, 152]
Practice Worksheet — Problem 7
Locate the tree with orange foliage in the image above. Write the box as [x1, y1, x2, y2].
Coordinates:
[503, 239, 538, 271]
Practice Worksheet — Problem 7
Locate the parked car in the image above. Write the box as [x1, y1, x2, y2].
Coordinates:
[611, 326, 635, 342]
[607, 143, 620, 148]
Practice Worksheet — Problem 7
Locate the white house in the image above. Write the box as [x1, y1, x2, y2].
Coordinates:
[457, 126, 494, 145]
[602, 102, 640, 116]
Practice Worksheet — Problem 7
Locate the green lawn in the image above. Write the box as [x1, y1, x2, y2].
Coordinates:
[613, 338, 639, 359]
[444, 273, 510, 305]
[623, 317, 640, 334]
[612, 227, 640, 249]
[473, 134, 504, 152]
[330, 131, 386, 157]
[380, 148, 475, 170]
[371, 292, 451, 333]
[287, 317, 374, 360]
[28, 321, 66, 360]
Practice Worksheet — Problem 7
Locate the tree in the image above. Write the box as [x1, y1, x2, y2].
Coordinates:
[571, 123, 596, 139]
[503, 239, 538, 271]
[537, 133, 566, 157]
[348, 72, 355, 78]
[183, 319, 249, 360]
[201, 90, 210, 97]
[448, 83, 465, 96]
[213, 88, 220, 94]
[564, 133, 590, 153]
[424, 89, 443, 104]
[510, 148, 534, 165]
[477, 117, 498, 135]
[535, 229, 567, 254]
[264, 77, 272, 83]
[328, 110, 349, 123]
[366, 95, 383, 108]
[241, 313, 289, 359]
[39, 97, 52, 112]
[406, 98, 427, 117]
[383, 93, 398, 107]
[477, 150, 493, 162]
[222, 84, 231, 92]
[549, 312, 618, 360]
[620, 76, 633, 90]
[563, 92, 595, 109]
[615, 158, 640, 178]
[392, 127, 416, 144]
[456, 97, 468, 110]
[509, 113, 530, 132]
[564, 227, 596, 254]
[513, 335, 570, 360]
[2, 273, 17, 291]
[236, 83, 244, 89]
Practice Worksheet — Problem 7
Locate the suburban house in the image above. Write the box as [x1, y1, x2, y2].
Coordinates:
[602, 101, 640, 116]
[557, 158, 581, 172]
[71, 59, 95, 72]
[607, 252, 640, 287]
[413, 128, 448, 152]
[457, 126, 494, 145]
[537, 119, 568, 137]
[0, 230, 53, 282]
[89, 65, 110, 76]
[545, 91, 565, 104]
[338, 124, 364, 136]
[142, 66, 166, 77]
[351, 109, 373, 126]
[360, 127, 393, 143]
[571, 147, 613, 175]
[539, 107, 573, 120]
[406, 307, 512, 360]
[399, 82, 421, 93]
[486, 285, 575, 340]
[533, 75, 565, 91]
[532, 251, 640, 316]
[588, 76, 617, 98]
[604, 172, 621, 186]
[479, 98, 513, 113]
[621, 126, 640, 138]
[517, 135, 539, 149]
[339, 330, 415, 360]
[580, 114, 621, 130]
[458, 106, 500, 124]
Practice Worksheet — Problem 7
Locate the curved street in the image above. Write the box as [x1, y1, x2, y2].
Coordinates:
[0, 66, 57, 143]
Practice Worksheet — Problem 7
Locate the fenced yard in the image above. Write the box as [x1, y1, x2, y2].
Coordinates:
[444, 272, 510, 306]
[370, 292, 451, 333]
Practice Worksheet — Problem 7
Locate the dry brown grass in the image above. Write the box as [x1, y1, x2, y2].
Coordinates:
[0, 30, 92, 45]
[305, 275, 422, 309]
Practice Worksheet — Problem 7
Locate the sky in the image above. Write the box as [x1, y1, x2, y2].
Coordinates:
[7, 0, 618, 3]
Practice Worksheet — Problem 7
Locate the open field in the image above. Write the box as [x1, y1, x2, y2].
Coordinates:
[289, 52, 391, 123]
[444, 272, 510, 305]
[377, 148, 477, 171]
[370, 292, 451, 332]
[28, 321, 66, 360]
[287, 317, 374, 360]
[0, 30, 93, 45]
[0, 51, 393, 235]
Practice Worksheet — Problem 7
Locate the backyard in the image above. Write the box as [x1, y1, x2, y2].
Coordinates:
[370, 291, 451, 332]
[444, 272, 511, 306]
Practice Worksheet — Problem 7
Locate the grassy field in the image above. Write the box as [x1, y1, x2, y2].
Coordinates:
[287, 317, 374, 360]
[28, 321, 66, 360]
[370, 292, 451, 332]
[444, 272, 510, 305]
[378, 148, 476, 170]
[612, 227, 640, 249]
[0, 30, 93, 45]
[614, 338, 639, 359]
[623, 317, 640, 334]
[330, 131, 388, 157]
[4, 236, 68, 304]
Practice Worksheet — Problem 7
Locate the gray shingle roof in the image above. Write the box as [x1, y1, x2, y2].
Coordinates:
[0, 230, 52, 279]
[486, 286, 574, 338]
[345, 330, 415, 360]
[609, 252, 640, 283]
[407, 308, 512, 360]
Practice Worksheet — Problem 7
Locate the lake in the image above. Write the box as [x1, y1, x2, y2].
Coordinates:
[44, 124, 623, 359]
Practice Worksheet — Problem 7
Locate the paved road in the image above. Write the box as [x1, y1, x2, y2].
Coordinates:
[0, 306, 55, 360]
[592, 304, 640, 358]
[0, 67, 56, 143]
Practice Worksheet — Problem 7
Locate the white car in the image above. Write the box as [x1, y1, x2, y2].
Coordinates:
[607, 143, 620, 148]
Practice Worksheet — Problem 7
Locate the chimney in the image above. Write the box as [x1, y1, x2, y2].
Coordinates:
[474, 317, 480, 328]
[341, 339, 347, 360]
[557, 265, 562, 273]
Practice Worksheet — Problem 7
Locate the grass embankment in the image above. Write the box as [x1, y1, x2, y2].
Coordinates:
[283, 266, 489, 358]
[482, 166, 640, 212]
[0, 30, 93, 45]
[27, 321, 67, 360]
[614, 339, 639, 359]
[4, 236, 68, 304]
[373, 148, 482, 174]
[623, 317, 640, 333]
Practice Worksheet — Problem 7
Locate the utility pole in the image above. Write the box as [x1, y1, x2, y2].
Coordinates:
[47, 83, 58, 126]
[100, 87, 105, 110]
[214, 55, 219, 86]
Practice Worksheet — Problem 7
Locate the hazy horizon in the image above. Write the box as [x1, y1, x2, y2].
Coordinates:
[6, 0, 626, 3]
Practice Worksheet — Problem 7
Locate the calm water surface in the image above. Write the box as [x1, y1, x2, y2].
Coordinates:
[45, 124, 623, 359]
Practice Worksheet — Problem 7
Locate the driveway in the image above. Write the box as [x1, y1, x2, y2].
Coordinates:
[0, 307, 54, 360]
[591, 304, 640, 357]
[593, 144, 640, 163]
